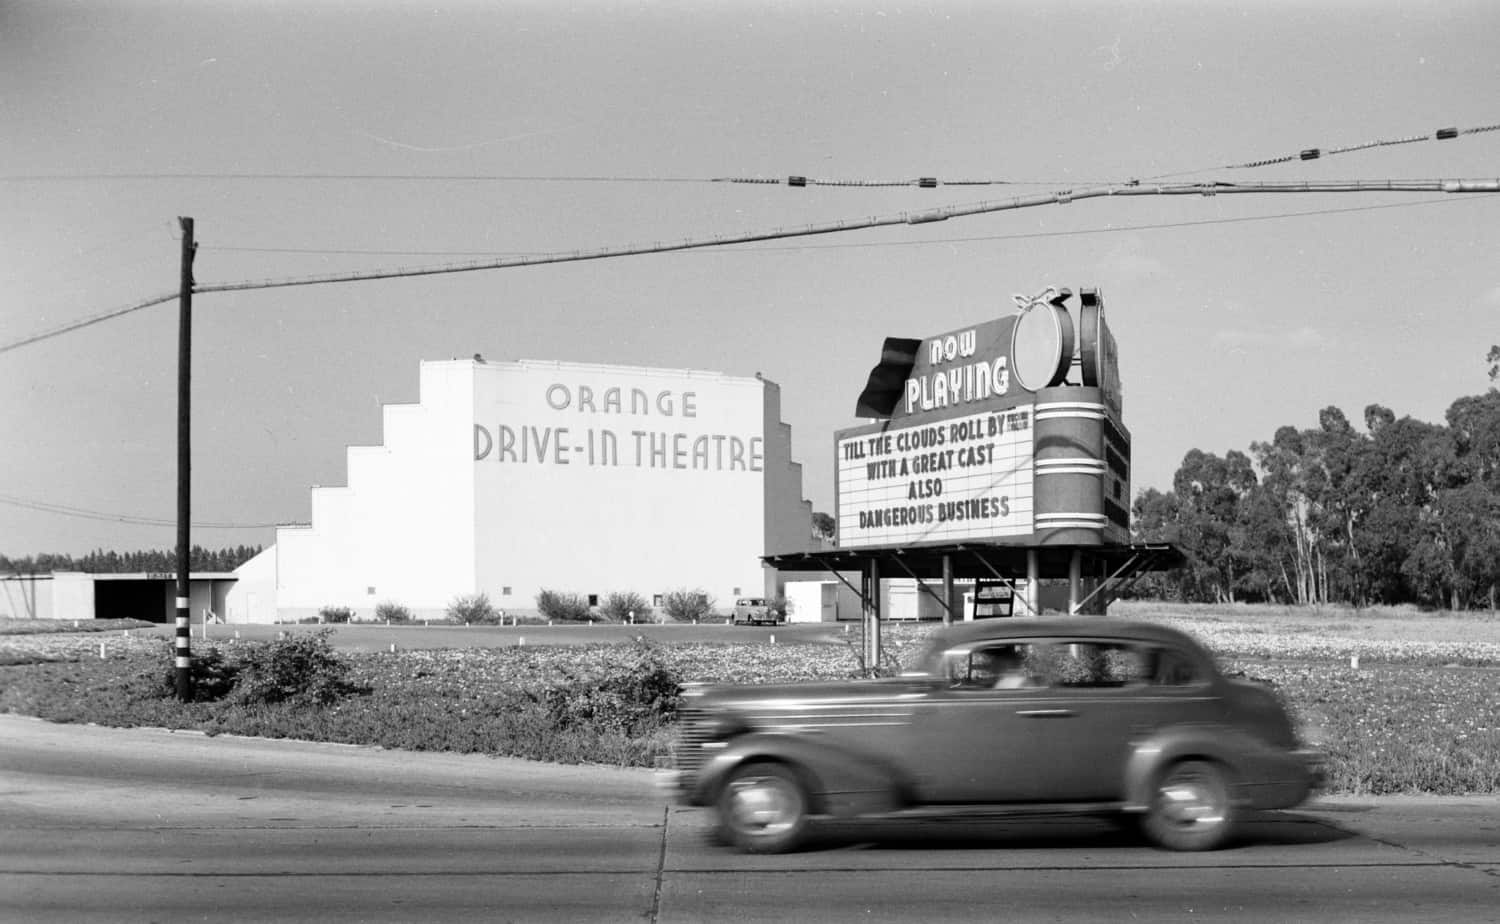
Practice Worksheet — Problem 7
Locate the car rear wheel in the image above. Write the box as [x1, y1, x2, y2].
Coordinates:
[1142, 760, 1234, 851]
[716, 762, 809, 853]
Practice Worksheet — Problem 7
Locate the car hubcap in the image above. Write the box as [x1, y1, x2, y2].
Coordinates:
[727, 775, 799, 834]
[1158, 771, 1225, 827]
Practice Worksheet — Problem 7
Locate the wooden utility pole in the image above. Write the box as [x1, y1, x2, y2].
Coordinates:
[175, 217, 196, 701]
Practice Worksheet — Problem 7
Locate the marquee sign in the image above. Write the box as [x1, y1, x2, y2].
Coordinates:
[836, 287, 1129, 549]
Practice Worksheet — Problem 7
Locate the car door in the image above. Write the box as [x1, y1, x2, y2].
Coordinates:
[915, 642, 1065, 804]
[1016, 640, 1223, 802]
[916, 639, 1222, 805]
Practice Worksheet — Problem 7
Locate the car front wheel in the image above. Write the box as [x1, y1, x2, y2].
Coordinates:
[716, 762, 810, 853]
[1141, 760, 1234, 851]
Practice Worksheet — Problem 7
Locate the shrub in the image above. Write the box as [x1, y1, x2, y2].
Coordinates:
[600, 591, 652, 623]
[319, 605, 355, 624]
[536, 589, 591, 622]
[662, 588, 715, 622]
[537, 640, 683, 736]
[137, 642, 240, 702]
[375, 601, 413, 624]
[229, 629, 354, 706]
[447, 593, 500, 624]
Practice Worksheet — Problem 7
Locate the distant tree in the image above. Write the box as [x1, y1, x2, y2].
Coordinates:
[1170, 449, 1259, 603]
[1349, 413, 1458, 605]
[811, 511, 836, 542]
[1132, 388, 1500, 610]
[1131, 487, 1185, 600]
[0, 545, 262, 575]
[1426, 483, 1500, 610]
[1252, 426, 1321, 604]
[1487, 344, 1499, 383]
[1447, 390, 1500, 490]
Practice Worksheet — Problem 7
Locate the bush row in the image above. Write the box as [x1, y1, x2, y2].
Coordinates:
[313, 586, 723, 626]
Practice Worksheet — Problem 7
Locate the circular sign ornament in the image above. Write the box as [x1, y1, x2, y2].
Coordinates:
[1079, 289, 1104, 388]
[1078, 288, 1122, 412]
[1009, 288, 1075, 392]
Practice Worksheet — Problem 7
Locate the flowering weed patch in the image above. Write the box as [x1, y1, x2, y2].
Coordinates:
[2, 609, 1497, 789]
[1225, 659, 1500, 795]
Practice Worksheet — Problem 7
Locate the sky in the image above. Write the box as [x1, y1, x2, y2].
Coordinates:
[3, 0, 1498, 558]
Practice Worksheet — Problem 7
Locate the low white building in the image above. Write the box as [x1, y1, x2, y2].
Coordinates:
[0, 571, 234, 623]
[227, 358, 815, 623]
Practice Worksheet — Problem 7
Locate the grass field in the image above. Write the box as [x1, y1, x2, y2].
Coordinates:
[2, 603, 1497, 794]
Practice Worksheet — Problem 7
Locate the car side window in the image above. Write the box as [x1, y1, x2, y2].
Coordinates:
[1032, 642, 1152, 688]
[946, 644, 1038, 690]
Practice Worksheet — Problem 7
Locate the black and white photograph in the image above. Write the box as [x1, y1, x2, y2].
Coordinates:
[3, 2, 1498, 921]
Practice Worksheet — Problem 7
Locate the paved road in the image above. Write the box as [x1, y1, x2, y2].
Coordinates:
[2, 715, 1497, 923]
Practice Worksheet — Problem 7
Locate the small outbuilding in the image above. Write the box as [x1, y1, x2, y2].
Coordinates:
[0, 571, 236, 623]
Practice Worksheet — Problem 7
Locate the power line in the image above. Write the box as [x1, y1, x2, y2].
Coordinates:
[789, 194, 1492, 251]
[191, 177, 1500, 297]
[0, 172, 714, 184]
[0, 493, 283, 530]
[0, 292, 177, 355]
[3, 178, 1496, 357]
[6, 119, 1494, 190]
[1140, 120, 1500, 182]
[207, 194, 1483, 258]
[0, 170, 1112, 187]
[1229, 122, 1500, 171]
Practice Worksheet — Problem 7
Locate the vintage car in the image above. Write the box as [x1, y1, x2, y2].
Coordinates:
[663, 619, 1322, 853]
[731, 597, 782, 626]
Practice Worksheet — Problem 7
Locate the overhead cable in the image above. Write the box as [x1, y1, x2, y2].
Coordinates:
[714, 175, 1112, 188]
[191, 177, 1500, 296]
[1218, 122, 1500, 172]
[208, 194, 1478, 258]
[3, 178, 1496, 357]
[5, 120, 1494, 190]
[0, 292, 178, 355]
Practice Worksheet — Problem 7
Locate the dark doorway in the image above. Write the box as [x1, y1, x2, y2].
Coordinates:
[95, 580, 169, 622]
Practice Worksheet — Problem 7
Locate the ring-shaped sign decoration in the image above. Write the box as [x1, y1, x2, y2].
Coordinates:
[1010, 301, 1075, 392]
[1079, 290, 1103, 388]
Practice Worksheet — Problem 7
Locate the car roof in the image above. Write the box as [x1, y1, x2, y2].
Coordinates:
[925, 618, 1205, 650]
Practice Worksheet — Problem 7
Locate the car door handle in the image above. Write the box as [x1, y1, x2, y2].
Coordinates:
[1016, 709, 1076, 718]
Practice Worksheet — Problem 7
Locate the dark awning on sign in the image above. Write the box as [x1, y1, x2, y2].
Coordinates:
[853, 337, 922, 419]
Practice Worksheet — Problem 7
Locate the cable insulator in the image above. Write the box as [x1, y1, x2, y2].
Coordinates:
[1436, 127, 1459, 140]
[788, 176, 807, 187]
[918, 177, 938, 188]
[1300, 149, 1322, 161]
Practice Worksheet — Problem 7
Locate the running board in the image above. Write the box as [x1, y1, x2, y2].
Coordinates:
[854, 801, 1133, 822]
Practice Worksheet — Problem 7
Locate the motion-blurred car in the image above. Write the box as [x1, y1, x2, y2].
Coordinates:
[731, 597, 782, 626]
[662, 619, 1322, 853]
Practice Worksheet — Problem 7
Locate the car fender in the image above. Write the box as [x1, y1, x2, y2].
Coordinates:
[1121, 723, 1259, 811]
[690, 730, 907, 818]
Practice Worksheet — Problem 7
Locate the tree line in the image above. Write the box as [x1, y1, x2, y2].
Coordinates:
[1132, 361, 1499, 610]
[0, 545, 264, 576]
